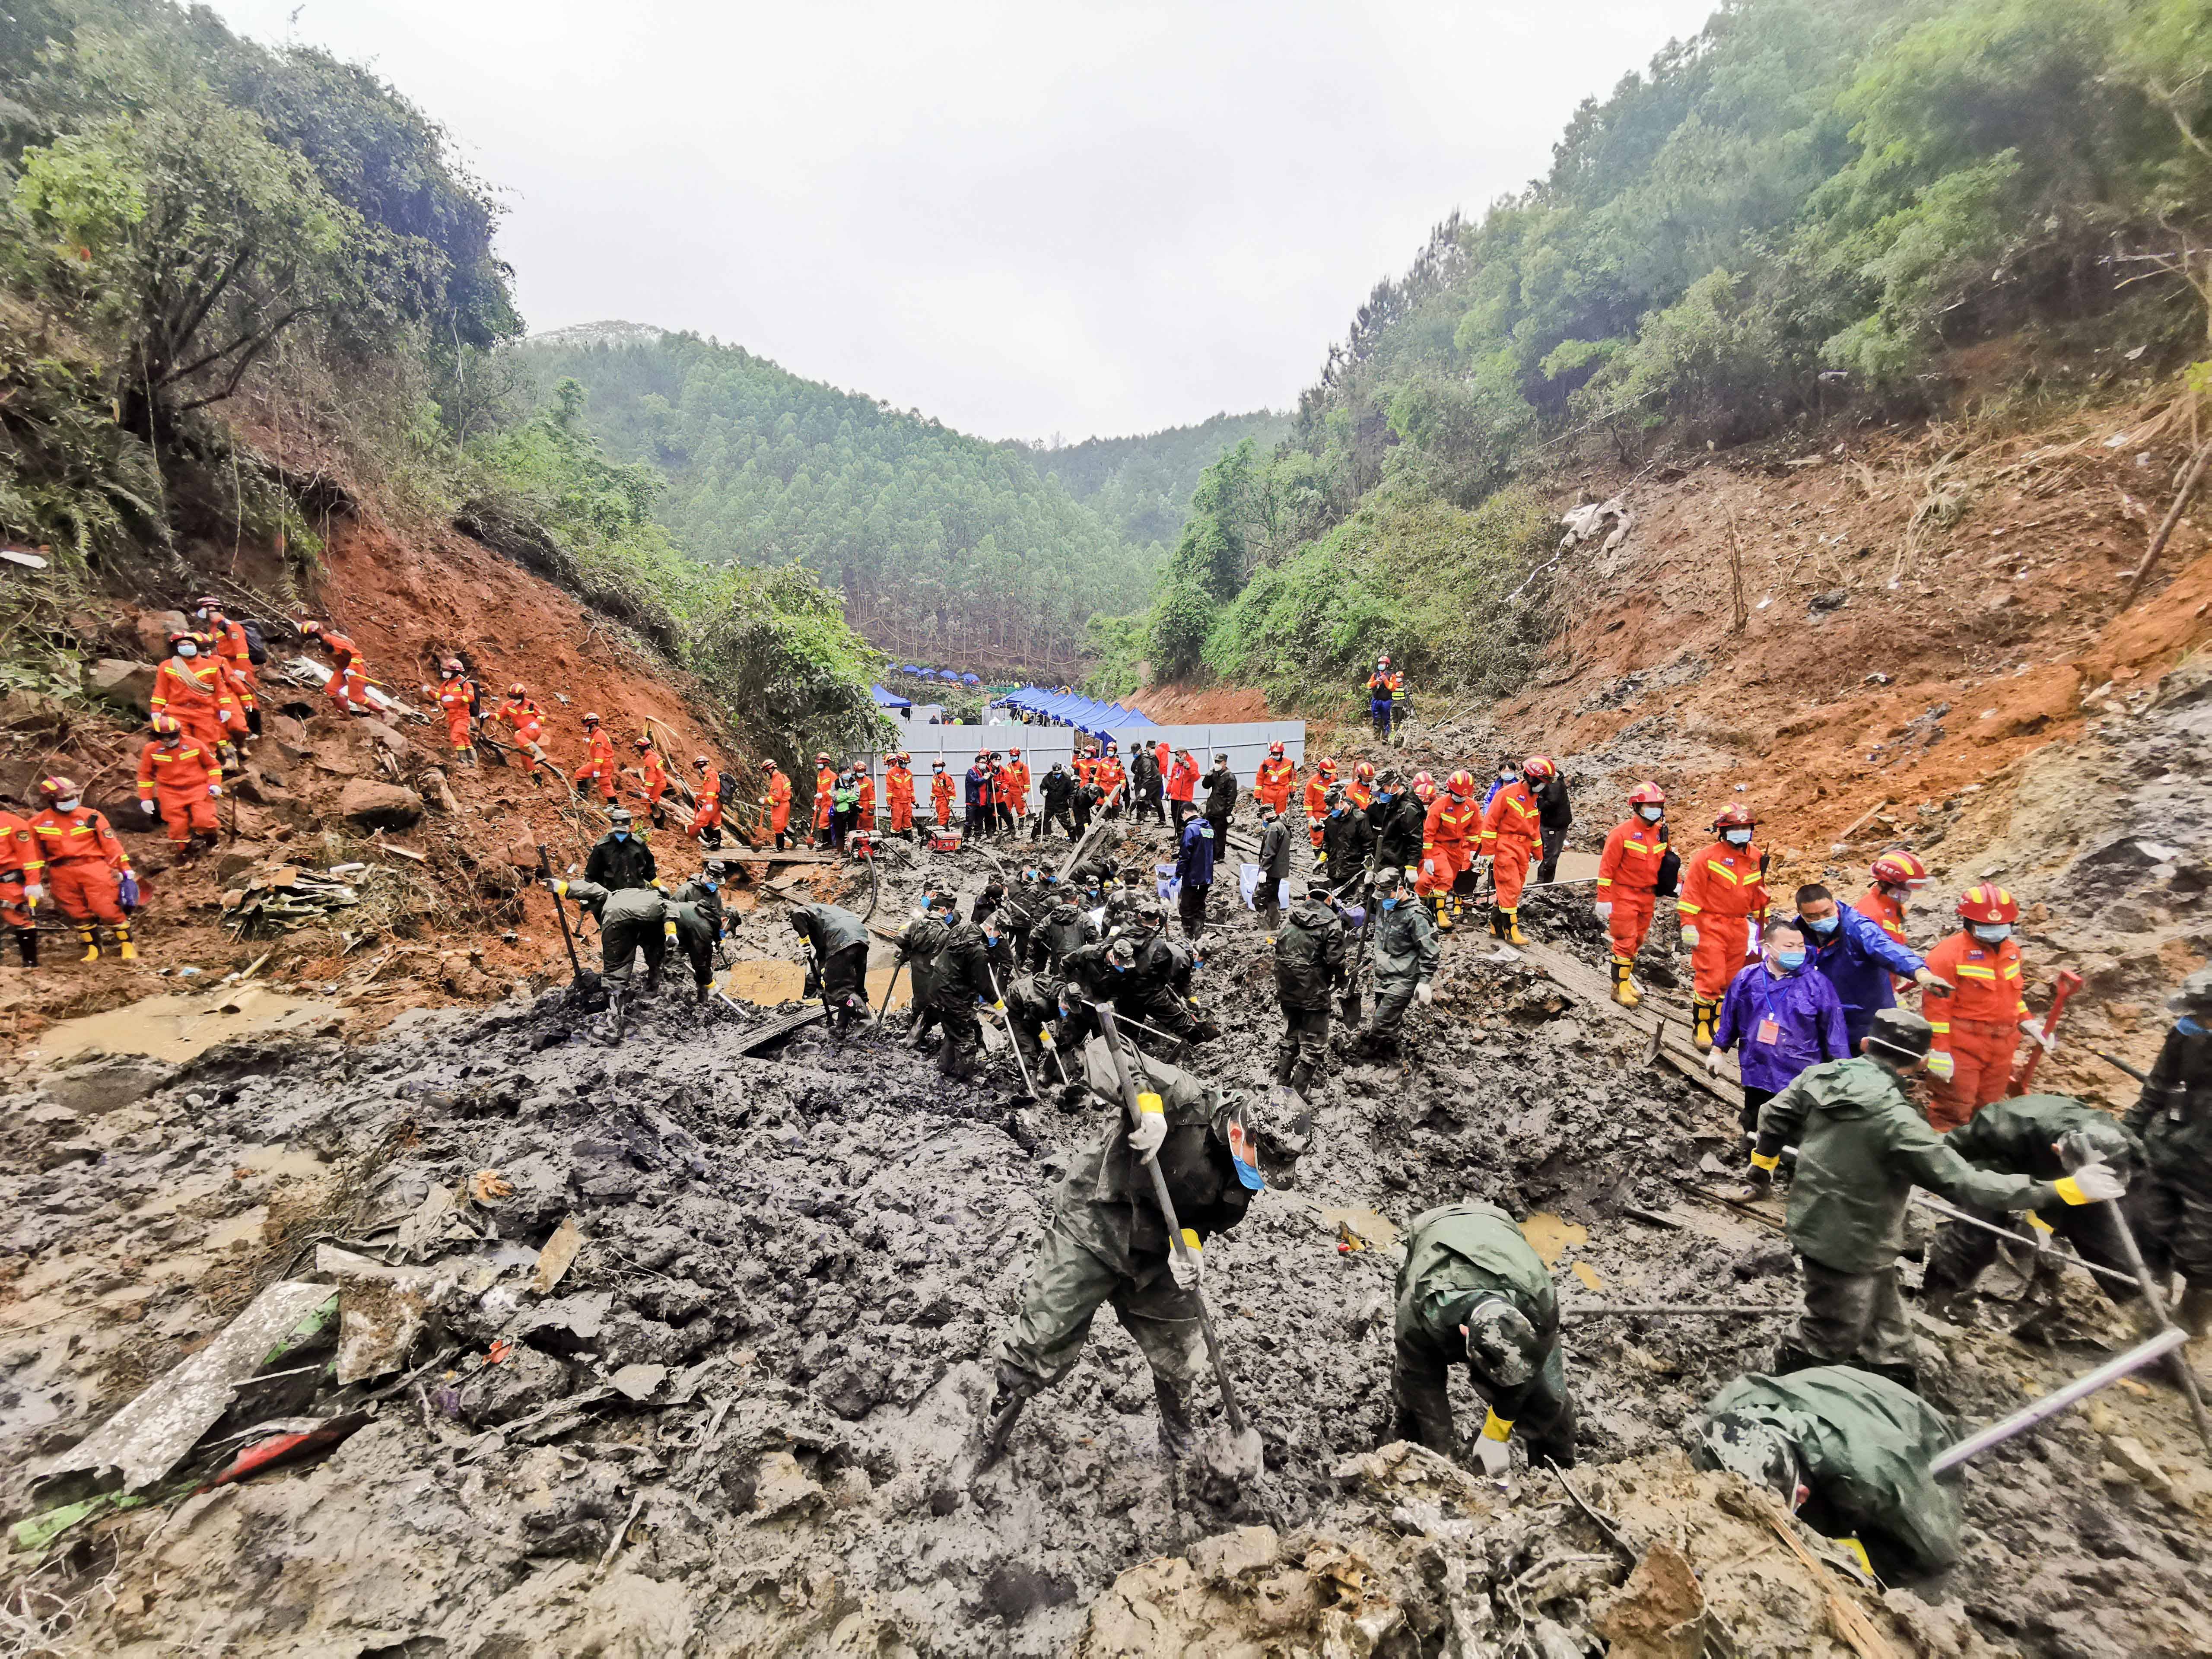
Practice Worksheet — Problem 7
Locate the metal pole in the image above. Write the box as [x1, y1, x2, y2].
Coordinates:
[985, 963, 1038, 1100]
[1909, 1193, 2142, 1294]
[1929, 1327, 2189, 1474]
[1561, 1303, 1792, 1318]
[536, 847, 585, 985]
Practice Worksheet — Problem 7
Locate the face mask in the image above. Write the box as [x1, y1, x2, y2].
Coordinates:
[1637, 805, 1662, 822]
[1803, 913, 1838, 935]
[702, 878, 718, 891]
[1773, 949, 1806, 970]
[195, 608, 211, 621]
[55, 798, 79, 812]
[1970, 922, 2012, 944]
[612, 831, 629, 842]
[1380, 896, 1399, 911]
[1724, 829, 1752, 847]
[176, 641, 198, 657]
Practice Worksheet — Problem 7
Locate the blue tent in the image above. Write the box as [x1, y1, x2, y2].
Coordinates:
[869, 683, 911, 709]
[960, 673, 981, 686]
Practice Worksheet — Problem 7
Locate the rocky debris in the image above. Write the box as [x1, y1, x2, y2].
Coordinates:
[82, 658, 157, 715]
[220, 864, 364, 937]
[336, 777, 426, 830]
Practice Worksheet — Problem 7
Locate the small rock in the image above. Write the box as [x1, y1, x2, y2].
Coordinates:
[610, 1363, 667, 1402]
[752, 1450, 825, 1519]
[2104, 1434, 2173, 1495]
[337, 779, 425, 831]
[1188, 1525, 1281, 1582]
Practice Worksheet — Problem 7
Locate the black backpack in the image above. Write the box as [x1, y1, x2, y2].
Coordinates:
[718, 769, 738, 806]
[242, 621, 267, 665]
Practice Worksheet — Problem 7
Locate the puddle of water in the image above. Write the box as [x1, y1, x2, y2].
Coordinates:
[1519, 1211, 1589, 1268]
[1320, 1206, 1400, 1250]
[1569, 1261, 1605, 1292]
[29, 988, 339, 1065]
[203, 1207, 271, 1252]
[720, 959, 911, 1011]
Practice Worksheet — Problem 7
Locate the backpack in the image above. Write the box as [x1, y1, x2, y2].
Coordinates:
[242, 621, 267, 665]
[718, 770, 738, 807]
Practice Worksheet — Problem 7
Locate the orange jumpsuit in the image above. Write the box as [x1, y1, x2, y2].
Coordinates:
[494, 697, 547, 772]
[1923, 930, 2030, 1131]
[0, 809, 42, 936]
[209, 617, 256, 692]
[213, 648, 257, 732]
[856, 774, 877, 832]
[32, 805, 130, 925]
[1854, 885, 1913, 995]
[1001, 759, 1030, 818]
[690, 766, 722, 839]
[885, 763, 915, 832]
[575, 727, 617, 801]
[931, 770, 955, 827]
[1095, 757, 1125, 808]
[763, 770, 793, 836]
[1596, 817, 1669, 961]
[814, 766, 836, 833]
[317, 632, 374, 712]
[435, 676, 476, 756]
[634, 748, 671, 814]
[149, 654, 242, 762]
[1676, 839, 1769, 1001]
[136, 736, 221, 845]
[1255, 756, 1296, 816]
[1303, 772, 1330, 849]
[1478, 780, 1544, 911]
[1418, 791, 1481, 902]
[1345, 778, 1373, 814]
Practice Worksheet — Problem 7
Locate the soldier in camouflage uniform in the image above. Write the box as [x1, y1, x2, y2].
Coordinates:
[2129, 968, 2212, 1338]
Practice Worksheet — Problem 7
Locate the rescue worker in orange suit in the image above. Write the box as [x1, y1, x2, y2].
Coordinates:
[1256, 741, 1297, 820]
[193, 596, 261, 736]
[1418, 770, 1481, 932]
[627, 738, 671, 826]
[0, 795, 44, 966]
[1595, 782, 1671, 1006]
[574, 712, 617, 803]
[1166, 749, 1200, 831]
[1094, 743, 1126, 820]
[1921, 884, 2038, 1132]
[1857, 850, 1929, 962]
[690, 754, 724, 848]
[1478, 756, 1550, 944]
[1002, 747, 1030, 835]
[884, 753, 916, 839]
[31, 775, 136, 960]
[855, 765, 878, 837]
[1346, 760, 1376, 815]
[1304, 758, 1336, 860]
[149, 631, 242, 774]
[761, 760, 793, 850]
[1678, 804, 1769, 1051]
[300, 621, 374, 715]
[814, 753, 837, 847]
[492, 685, 549, 779]
[136, 715, 221, 859]
[420, 658, 477, 765]
[930, 760, 955, 830]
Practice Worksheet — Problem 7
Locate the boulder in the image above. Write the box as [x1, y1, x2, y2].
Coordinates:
[134, 609, 188, 661]
[40, 1054, 178, 1116]
[85, 659, 158, 715]
[337, 779, 424, 831]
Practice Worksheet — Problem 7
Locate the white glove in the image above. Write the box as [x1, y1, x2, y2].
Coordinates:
[1680, 925, 1700, 949]
[1593, 901, 1612, 921]
[24, 884, 41, 904]
[1924, 1050, 1955, 1083]
[139, 800, 156, 816]
[2064, 1160, 2126, 1203]
[1706, 1047, 1728, 1076]
[208, 784, 222, 799]
[2020, 1019, 2056, 1052]
[1129, 1094, 1167, 1157]
[1421, 858, 1435, 876]
[1169, 1228, 1204, 1290]
[1912, 966, 1947, 994]
[1414, 981, 1433, 1006]
[1472, 1433, 1511, 1478]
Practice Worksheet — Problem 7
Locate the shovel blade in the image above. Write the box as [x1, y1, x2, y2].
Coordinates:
[1196, 1423, 1265, 1485]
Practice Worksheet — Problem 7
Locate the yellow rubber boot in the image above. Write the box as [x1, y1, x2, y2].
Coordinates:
[1610, 957, 1641, 1007]
[1504, 909, 1527, 945]
[114, 924, 136, 962]
[78, 927, 99, 962]
[1433, 896, 1452, 932]
[1692, 999, 1716, 1052]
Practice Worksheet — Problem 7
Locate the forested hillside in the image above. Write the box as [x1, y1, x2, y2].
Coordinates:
[1125, 0, 2212, 708]
[1027, 410, 1290, 547]
[516, 332, 1160, 679]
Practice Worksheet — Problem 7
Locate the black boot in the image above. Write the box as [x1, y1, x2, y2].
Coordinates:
[1153, 1374, 1197, 1463]
[1770, 1342, 1823, 1376]
[980, 1363, 1039, 1468]
[14, 926, 34, 967]
[1862, 1360, 1920, 1395]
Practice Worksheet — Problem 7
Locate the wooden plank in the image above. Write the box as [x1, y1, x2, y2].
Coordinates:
[725, 1006, 826, 1055]
[1515, 939, 1744, 1110]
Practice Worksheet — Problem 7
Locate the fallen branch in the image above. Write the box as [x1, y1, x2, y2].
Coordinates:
[2123, 434, 2212, 605]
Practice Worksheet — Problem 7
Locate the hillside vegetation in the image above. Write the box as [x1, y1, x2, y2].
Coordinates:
[0, 0, 880, 765]
[1027, 409, 1290, 547]
[1126, 0, 2212, 709]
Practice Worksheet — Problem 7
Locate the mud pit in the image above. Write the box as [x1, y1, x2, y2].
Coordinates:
[2, 821, 2209, 1657]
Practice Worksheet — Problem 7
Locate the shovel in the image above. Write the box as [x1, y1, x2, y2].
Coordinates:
[2010, 968, 2083, 1096]
[1092, 1002, 1265, 1483]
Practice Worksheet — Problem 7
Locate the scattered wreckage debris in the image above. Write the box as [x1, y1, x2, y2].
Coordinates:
[220, 864, 364, 938]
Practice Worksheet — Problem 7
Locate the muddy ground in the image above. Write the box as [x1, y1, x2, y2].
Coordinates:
[2, 802, 2209, 1658]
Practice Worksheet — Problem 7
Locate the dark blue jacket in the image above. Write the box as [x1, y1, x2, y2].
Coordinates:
[1803, 906, 1925, 1047]
[1716, 960, 1851, 1094]
[1176, 816, 1216, 888]
[964, 765, 988, 810]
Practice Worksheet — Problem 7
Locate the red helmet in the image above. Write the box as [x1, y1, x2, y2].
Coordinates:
[1354, 761, 1376, 782]
[816, 752, 830, 763]
[1957, 884, 2020, 925]
[507, 683, 527, 698]
[441, 658, 463, 675]
[1627, 781, 1665, 806]
[1446, 769, 1475, 798]
[1411, 770, 1437, 801]
[37, 775, 75, 801]
[1268, 741, 1285, 757]
[763, 758, 779, 769]
[1522, 754, 1558, 780]
[581, 712, 601, 726]
[300, 620, 323, 637]
[1377, 655, 1391, 667]
[634, 736, 654, 751]
[1009, 747, 1022, 757]
[151, 715, 183, 738]
[166, 630, 197, 650]
[1871, 850, 1930, 889]
[693, 753, 710, 767]
[1318, 758, 1337, 775]
[1713, 804, 1757, 831]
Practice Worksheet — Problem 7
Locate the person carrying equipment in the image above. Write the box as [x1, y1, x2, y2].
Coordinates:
[150, 630, 243, 772]
[1417, 769, 1481, 933]
[1920, 1093, 2143, 1319]
[1365, 771, 1425, 884]
[584, 808, 657, 890]
[813, 753, 837, 846]
[1321, 786, 1371, 893]
[761, 759, 793, 849]
[30, 775, 137, 960]
[423, 658, 477, 764]
[1350, 868, 1437, 1058]
[1131, 743, 1164, 825]
[1303, 758, 1335, 856]
[1595, 782, 1670, 1006]
[491, 684, 549, 777]
[1367, 655, 1402, 738]
[1477, 757, 1549, 944]
[1392, 1202, 1575, 1474]
[1921, 884, 2038, 1132]
[623, 737, 669, 824]
[930, 912, 998, 1077]
[574, 713, 618, 803]
[1030, 761, 1071, 841]
[963, 754, 990, 839]
[1254, 803, 1293, 934]
[685, 755, 722, 846]
[299, 621, 375, 715]
[1274, 878, 1348, 1099]
[1747, 1008, 2127, 1389]
[930, 760, 955, 829]
[2126, 968, 2212, 1340]
[1201, 754, 1238, 844]
[1255, 741, 1296, 819]
[193, 596, 262, 734]
[789, 902, 872, 1031]
[856, 765, 878, 838]
[136, 716, 221, 859]
[885, 752, 915, 837]
[1711, 922, 1850, 1140]
[998, 746, 1029, 833]
[1028, 886, 1100, 973]
[670, 858, 732, 946]
[986, 1030, 1285, 1463]
[1167, 749, 1200, 831]
[1689, 1366, 1962, 1573]
[546, 877, 688, 1001]
[1094, 744, 1125, 820]
[0, 795, 42, 967]
[1678, 803, 1769, 1051]
[1795, 881, 1939, 1052]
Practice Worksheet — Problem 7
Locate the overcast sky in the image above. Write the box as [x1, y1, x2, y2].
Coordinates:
[210, 1, 1717, 444]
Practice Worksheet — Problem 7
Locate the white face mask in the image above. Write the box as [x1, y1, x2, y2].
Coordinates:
[55, 798, 79, 812]
[175, 641, 198, 658]
[1637, 805, 1663, 822]
[1724, 828, 1753, 847]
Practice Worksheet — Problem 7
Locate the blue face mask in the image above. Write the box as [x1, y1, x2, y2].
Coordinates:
[176, 641, 198, 658]
[1803, 913, 1839, 935]
[1970, 922, 2012, 944]
[1773, 949, 1807, 970]
[612, 831, 629, 841]
[2180, 1017, 2206, 1037]
[1724, 829, 1752, 847]
[702, 878, 718, 891]
[1380, 896, 1399, 911]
